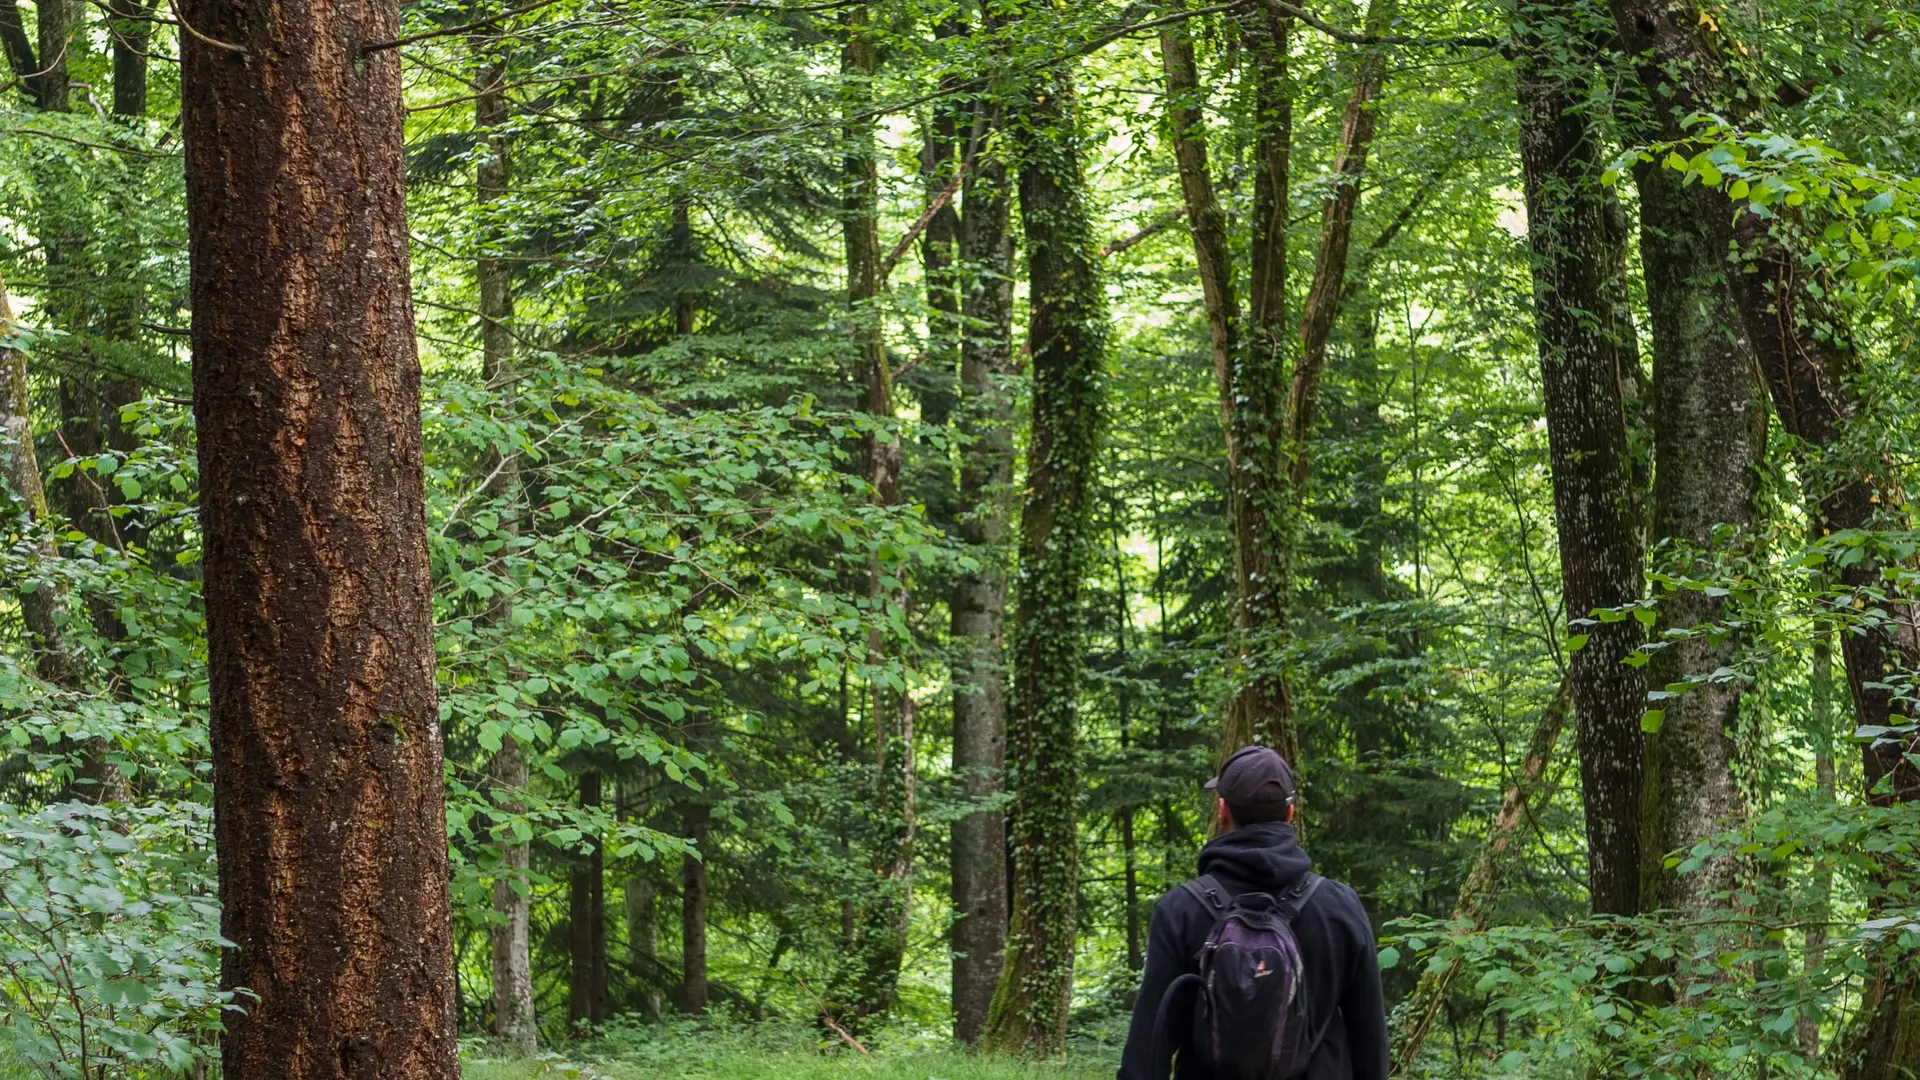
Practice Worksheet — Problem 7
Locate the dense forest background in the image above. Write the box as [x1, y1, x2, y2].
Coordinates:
[0, 0, 1916, 1077]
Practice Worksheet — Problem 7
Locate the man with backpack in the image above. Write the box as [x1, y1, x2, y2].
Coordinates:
[1117, 745, 1389, 1080]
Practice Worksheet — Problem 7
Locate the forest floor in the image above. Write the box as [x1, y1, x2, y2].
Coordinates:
[460, 1022, 1117, 1080]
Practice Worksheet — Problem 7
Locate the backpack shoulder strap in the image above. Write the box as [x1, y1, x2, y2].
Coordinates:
[1180, 874, 1231, 918]
[1274, 873, 1325, 921]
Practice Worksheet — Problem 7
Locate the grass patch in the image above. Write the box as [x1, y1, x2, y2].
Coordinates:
[461, 1019, 1115, 1080]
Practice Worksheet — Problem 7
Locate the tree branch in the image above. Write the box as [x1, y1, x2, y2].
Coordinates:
[1260, 0, 1501, 48]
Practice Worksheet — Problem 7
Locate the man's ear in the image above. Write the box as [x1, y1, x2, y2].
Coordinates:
[1284, 802, 1297, 824]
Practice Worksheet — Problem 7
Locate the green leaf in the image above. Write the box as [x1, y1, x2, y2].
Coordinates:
[1641, 710, 1665, 733]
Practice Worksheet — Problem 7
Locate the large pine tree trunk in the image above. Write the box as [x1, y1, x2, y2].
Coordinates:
[179, 0, 457, 1071]
[949, 96, 1015, 1047]
[983, 62, 1106, 1058]
[1514, 2, 1648, 918]
[1634, 157, 1765, 913]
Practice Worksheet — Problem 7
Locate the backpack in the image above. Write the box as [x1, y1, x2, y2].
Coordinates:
[1156, 873, 1327, 1080]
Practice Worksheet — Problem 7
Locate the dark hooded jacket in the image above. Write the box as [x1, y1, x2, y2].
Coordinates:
[1116, 822, 1388, 1080]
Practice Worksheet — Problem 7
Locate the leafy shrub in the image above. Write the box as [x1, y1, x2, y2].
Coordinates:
[0, 802, 227, 1079]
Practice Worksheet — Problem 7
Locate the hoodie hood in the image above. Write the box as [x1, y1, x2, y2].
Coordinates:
[1195, 821, 1314, 895]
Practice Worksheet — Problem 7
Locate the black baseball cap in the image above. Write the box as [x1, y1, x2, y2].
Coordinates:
[1205, 745, 1297, 822]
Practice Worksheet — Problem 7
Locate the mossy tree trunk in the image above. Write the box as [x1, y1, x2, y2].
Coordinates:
[179, 0, 458, 1070]
[983, 58, 1107, 1058]
[1603, 1, 1920, 1063]
[1515, 0, 1648, 918]
[1632, 157, 1766, 916]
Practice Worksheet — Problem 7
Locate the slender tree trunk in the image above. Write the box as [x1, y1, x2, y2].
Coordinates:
[1160, 3, 1296, 760]
[1287, 0, 1395, 497]
[179, 0, 457, 1071]
[984, 60, 1107, 1058]
[1115, 526, 1142, 975]
[1634, 154, 1766, 913]
[35, 0, 67, 113]
[109, 0, 153, 118]
[626, 862, 661, 1020]
[681, 800, 711, 1015]
[1391, 679, 1569, 1072]
[949, 95, 1015, 1046]
[489, 739, 536, 1050]
[918, 18, 966, 429]
[0, 277, 74, 688]
[570, 771, 611, 1029]
[471, 39, 538, 1052]
[1514, 0, 1648, 917]
[1801, 627, 1837, 1058]
[836, 3, 915, 1021]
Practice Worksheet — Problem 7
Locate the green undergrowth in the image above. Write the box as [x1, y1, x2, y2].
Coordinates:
[460, 1018, 1116, 1080]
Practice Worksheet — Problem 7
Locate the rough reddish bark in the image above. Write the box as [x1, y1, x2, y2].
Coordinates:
[179, 0, 457, 1073]
[1515, 3, 1648, 917]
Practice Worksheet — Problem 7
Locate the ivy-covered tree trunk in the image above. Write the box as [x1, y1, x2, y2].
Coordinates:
[949, 95, 1015, 1046]
[984, 61, 1107, 1058]
[1634, 155, 1765, 913]
[1162, 0, 1390, 763]
[834, 3, 915, 1022]
[179, 0, 458, 1071]
[1234, 5, 1296, 757]
[1515, 0, 1648, 918]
